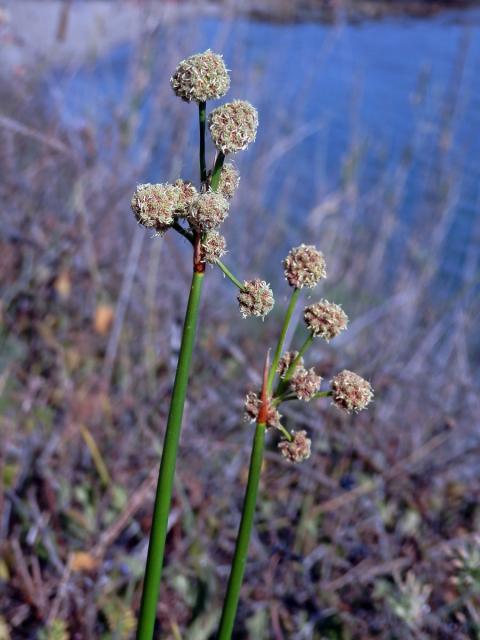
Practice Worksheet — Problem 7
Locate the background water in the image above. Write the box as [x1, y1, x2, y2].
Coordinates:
[52, 8, 480, 300]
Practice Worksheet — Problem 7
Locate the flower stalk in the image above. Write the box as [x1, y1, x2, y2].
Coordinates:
[136, 270, 204, 640]
[217, 355, 270, 640]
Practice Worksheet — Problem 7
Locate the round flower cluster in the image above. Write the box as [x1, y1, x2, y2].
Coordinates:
[304, 299, 348, 341]
[244, 391, 281, 429]
[217, 162, 240, 200]
[131, 183, 179, 232]
[330, 370, 373, 413]
[284, 244, 327, 289]
[289, 367, 322, 401]
[277, 351, 303, 379]
[237, 279, 274, 319]
[201, 231, 227, 264]
[278, 430, 311, 463]
[209, 100, 258, 154]
[170, 50, 230, 102]
[187, 190, 230, 232]
[173, 179, 198, 216]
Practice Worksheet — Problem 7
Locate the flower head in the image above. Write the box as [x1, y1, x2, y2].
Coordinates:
[284, 244, 327, 289]
[208, 100, 258, 154]
[187, 190, 229, 232]
[173, 179, 198, 216]
[330, 369, 373, 413]
[304, 299, 348, 341]
[217, 162, 240, 199]
[290, 367, 322, 401]
[237, 279, 274, 319]
[278, 430, 311, 463]
[201, 231, 227, 264]
[244, 391, 281, 428]
[131, 183, 178, 232]
[277, 351, 303, 379]
[170, 50, 230, 102]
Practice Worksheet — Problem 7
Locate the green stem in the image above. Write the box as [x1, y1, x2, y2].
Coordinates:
[199, 101, 207, 184]
[210, 152, 225, 191]
[313, 390, 332, 399]
[217, 422, 266, 640]
[267, 288, 300, 392]
[276, 332, 314, 396]
[136, 271, 205, 640]
[216, 259, 244, 290]
[276, 423, 293, 441]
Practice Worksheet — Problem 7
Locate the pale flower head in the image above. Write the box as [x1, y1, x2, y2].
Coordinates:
[201, 231, 227, 264]
[330, 369, 373, 413]
[208, 100, 258, 154]
[217, 162, 240, 200]
[131, 183, 178, 233]
[304, 299, 348, 341]
[277, 351, 303, 379]
[187, 190, 229, 232]
[173, 179, 198, 216]
[170, 50, 230, 102]
[237, 279, 274, 319]
[284, 244, 327, 289]
[290, 367, 322, 401]
[278, 430, 311, 463]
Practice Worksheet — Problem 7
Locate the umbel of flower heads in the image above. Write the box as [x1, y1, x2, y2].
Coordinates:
[244, 243, 374, 464]
[130, 50, 273, 318]
[219, 243, 375, 640]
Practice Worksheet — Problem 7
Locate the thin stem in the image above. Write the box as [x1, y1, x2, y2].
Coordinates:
[272, 391, 296, 406]
[210, 152, 225, 192]
[172, 220, 194, 244]
[267, 288, 300, 392]
[136, 271, 205, 640]
[199, 101, 207, 184]
[216, 422, 266, 640]
[312, 390, 332, 399]
[275, 332, 314, 396]
[216, 259, 244, 290]
[276, 423, 293, 442]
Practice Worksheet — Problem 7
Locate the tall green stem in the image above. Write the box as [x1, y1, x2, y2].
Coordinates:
[199, 101, 207, 184]
[217, 421, 266, 640]
[136, 271, 205, 640]
[267, 287, 300, 391]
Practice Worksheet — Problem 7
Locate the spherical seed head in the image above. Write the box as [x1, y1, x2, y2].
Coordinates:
[131, 183, 177, 232]
[290, 367, 322, 401]
[244, 391, 281, 428]
[187, 190, 229, 232]
[217, 162, 240, 200]
[278, 430, 311, 463]
[284, 244, 327, 289]
[201, 231, 227, 264]
[170, 50, 230, 102]
[208, 100, 258, 154]
[237, 279, 274, 319]
[277, 351, 303, 379]
[330, 369, 374, 413]
[173, 179, 198, 216]
[304, 299, 348, 341]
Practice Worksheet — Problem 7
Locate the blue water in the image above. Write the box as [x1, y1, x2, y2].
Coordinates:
[50, 8, 480, 297]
